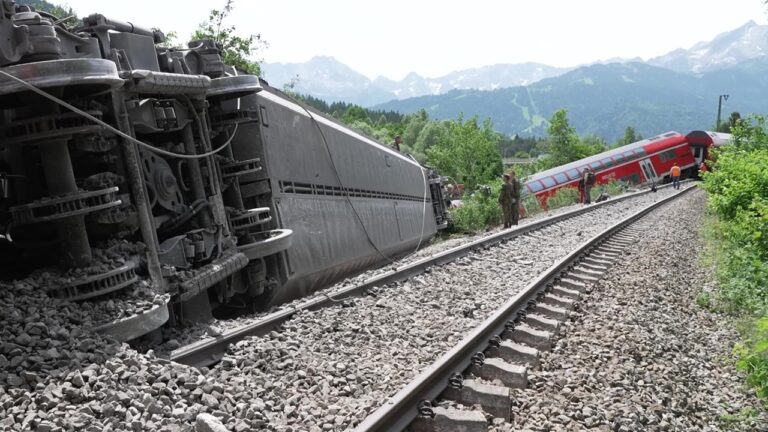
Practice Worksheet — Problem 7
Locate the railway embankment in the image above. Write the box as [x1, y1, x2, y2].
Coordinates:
[502, 189, 766, 431]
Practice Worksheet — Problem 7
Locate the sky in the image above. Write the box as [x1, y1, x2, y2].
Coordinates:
[58, 0, 768, 80]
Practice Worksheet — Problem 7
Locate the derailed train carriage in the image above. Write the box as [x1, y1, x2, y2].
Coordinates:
[522, 130, 732, 207]
[0, 2, 448, 341]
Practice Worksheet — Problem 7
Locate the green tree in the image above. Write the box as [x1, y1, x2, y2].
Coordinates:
[615, 126, 643, 147]
[581, 134, 608, 152]
[414, 121, 448, 153]
[717, 112, 742, 133]
[543, 109, 581, 167]
[538, 109, 606, 170]
[342, 105, 370, 124]
[192, 0, 266, 75]
[402, 109, 429, 149]
[21, 0, 77, 25]
[282, 74, 300, 95]
[427, 115, 503, 190]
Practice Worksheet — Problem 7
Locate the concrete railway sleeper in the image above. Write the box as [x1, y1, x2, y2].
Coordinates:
[354, 185, 696, 432]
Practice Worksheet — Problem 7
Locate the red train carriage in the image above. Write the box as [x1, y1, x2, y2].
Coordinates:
[686, 130, 732, 171]
[522, 131, 696, 207]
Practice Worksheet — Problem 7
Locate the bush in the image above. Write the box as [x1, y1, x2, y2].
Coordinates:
[595, 179, 626, 197]
[700, 114, 768, 403]
[546, 186, 580, 210]
[734, 316, 768, 399]
[449, 180, 502, 232]
[521, 194, 544, 218]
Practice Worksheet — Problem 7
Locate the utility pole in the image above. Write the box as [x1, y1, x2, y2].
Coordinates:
[716, 94, 729, 131]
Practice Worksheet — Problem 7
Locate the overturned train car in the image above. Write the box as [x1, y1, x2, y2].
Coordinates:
[0, 2, 448, 341]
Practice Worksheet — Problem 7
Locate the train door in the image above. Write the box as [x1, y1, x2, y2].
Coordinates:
[691, 145, 706, 166]
[639, 158, 658, 183]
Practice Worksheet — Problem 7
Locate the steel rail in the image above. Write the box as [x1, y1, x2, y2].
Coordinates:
[170, 181, 689, 367]
[353, 184, 696, 432]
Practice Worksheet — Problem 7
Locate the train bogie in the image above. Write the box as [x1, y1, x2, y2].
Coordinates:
[0, 3, 447, 343]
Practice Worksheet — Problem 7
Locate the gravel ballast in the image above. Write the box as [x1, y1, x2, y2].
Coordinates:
[501, 188, 767, 431]
[3, 185, 750, 432]
[207, 188, 687, 430]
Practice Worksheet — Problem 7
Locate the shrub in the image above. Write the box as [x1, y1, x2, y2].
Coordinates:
[449, 180, 502, 232]
[546, 186, 580, 210]
[521, 194, 544, 218]
[700, 114, 768, 403]
[596, 179, 626, 197]
[734, 316, 768, 399]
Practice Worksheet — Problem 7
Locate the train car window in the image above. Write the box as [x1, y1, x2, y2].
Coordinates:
[663, 132, 677, 138]
[589, 161, 602, 170]
[658, 149, 676, 162]
[622, 151, 634, 160]
[554, 173, 568, 184]
[566, 168, 580, 179]
[634, 148, 647, 156]
[541, 177, 556, 188]
[620, 174, 642, 184]
[527, 181, 544, 193]
[600, 157, 614, 167]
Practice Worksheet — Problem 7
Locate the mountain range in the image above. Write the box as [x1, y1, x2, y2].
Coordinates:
[262, 57, 570, 106]
[375, 59, 768, 141]
[260, 21, 768, 141]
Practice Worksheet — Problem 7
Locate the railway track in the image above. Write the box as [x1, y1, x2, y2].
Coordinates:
[355, 185, 696, 432]
[169, 183, 689, 368]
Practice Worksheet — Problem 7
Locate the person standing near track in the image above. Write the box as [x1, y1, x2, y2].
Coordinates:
[499, 173, 514, 229]
[509, 170, 521, 225]
[582, 168, 595, 204]
[670, 162, 681, 189]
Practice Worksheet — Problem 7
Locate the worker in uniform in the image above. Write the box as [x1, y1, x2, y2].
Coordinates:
[509, 171, 521, 225]
[582, 168, 595, 204]
[498, 174, 514, 229]
[670, 163, 681, 190]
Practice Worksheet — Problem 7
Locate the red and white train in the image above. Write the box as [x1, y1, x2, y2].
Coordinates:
[523, 130, 731, 205]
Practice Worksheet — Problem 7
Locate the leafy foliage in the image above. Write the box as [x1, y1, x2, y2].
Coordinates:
[449, 181, 502, 232]
[543, 109, 580, 167]
[615, 126, 643, 147]
[536, 109, 606, 170]
[545, 186, 580, 209]
[701, 114, 768, 402]
[192, 0, 265, 75]
[716, 112, 743, 133]
[427, 115, 503, 191]
[498, 135, 545, 158]
[19, 0, 77, 25]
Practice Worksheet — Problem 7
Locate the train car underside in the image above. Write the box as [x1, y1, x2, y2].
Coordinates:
[0, 3, 447, 345]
